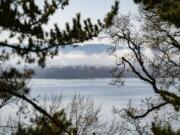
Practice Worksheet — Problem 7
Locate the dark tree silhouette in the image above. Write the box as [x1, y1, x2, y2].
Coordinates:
[105, 0, 180, 134]
[14, 95, 122, 135]
[134, 0, 180, 27]
[0, 0, 119, 134]
[0, 0, 119, 67]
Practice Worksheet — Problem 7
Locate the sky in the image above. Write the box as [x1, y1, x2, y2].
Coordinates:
[9, 0, 139, 68]
[2, 0, 138, 44]
[46, 0, 138, 68]
[39, 0, 138, 68]
[46, 44, 129, 67]
[45, 0, 138, 28]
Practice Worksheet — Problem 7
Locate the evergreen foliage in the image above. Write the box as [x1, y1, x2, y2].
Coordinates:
[0, 0, 119, 67]
[134, 0, 180, 27]
[151, 123, 180, 135]
[15, 110, 72, 135]
[0, 1, 119, 134]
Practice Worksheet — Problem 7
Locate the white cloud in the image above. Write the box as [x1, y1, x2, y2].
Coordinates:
[4, 44, 154, 69]
[46, 51, 115, 67]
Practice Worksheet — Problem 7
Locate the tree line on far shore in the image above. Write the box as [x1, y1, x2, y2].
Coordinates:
[0, 0, 179, 134]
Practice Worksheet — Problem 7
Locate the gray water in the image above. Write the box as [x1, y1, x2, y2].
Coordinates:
[29, 78, 154, 115]
[1, 78, 179, 135]
[0, 78, 155, 120]
[30, 78, 153, 98]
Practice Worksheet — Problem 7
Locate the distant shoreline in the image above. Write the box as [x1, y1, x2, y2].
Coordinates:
[33, 66, 136, 79]
[31, 77, 135, 80]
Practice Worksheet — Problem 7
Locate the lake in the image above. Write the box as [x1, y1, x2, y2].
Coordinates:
[29, 78, 154, 116]
[2, 78, 179, 135]
[0, 78, 155, 122]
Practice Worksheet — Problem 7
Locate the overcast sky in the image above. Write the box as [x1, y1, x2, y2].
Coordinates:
[42, 0, 138, 28]
[11, 0, 139, 68]
[42, 0, 138, 68]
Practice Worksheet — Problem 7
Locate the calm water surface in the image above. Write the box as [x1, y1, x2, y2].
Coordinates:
[29, 78, 154, 115]
[1, 78, 155, 120]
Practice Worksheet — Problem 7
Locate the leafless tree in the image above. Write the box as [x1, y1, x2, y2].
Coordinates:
[0, 1, 119, 134]
[4, 94, 124, 135]
[104, 10, 180, 134]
